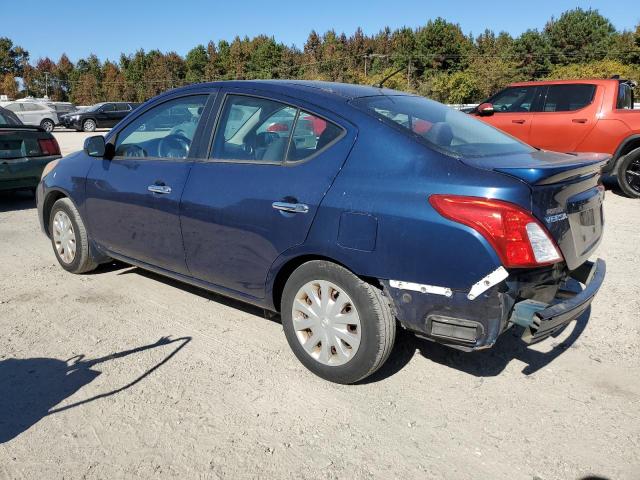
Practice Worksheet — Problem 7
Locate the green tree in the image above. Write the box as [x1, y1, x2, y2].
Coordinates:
[547, 59, 640, 81]
[53, 54, 74, 101]
[545, 8, 616, 64]
[0, 73, 18, 98]
[513, 29, 553, 78]
[414, 18, 472, 74]
[0, 37, 28, 76]
[185, 45, 208, 83]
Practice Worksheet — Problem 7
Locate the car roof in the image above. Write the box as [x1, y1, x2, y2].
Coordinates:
[164, 80, 408, 103]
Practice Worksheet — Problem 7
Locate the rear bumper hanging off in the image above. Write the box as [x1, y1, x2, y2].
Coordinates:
[513, 259, 606, 344]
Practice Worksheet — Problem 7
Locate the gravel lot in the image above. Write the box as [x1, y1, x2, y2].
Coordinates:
[0, 131, 639, 479]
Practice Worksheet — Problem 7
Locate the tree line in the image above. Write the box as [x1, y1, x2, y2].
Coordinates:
[1, 8, 639, 105]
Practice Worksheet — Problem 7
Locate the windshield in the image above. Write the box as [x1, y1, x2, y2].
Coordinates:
[352, 95, 534, 158]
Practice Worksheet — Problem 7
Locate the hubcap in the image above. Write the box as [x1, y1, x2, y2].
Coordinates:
[52, 211, 76, 264]
[292, 280, 361, 366]
[625, 158, 640, 194]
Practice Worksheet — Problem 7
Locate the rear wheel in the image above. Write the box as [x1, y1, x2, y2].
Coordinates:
[281, 261, 396, 384]
[49, 198, 98, 274]
[82, 119, 96, 132]
[617, 149, 640, 199]
[40, 119, 55, 132]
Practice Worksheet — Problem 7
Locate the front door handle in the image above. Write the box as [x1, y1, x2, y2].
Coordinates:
[572, 118, 588, 124]
[148, 185, 172, 194]
[512, 119, 526, 124]
[272, 202, 309, 214]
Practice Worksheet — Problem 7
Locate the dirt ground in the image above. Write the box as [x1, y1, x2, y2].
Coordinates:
[0, 131, 639, 480]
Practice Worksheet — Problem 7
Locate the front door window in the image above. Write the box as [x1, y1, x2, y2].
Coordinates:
[115, 95, 208, 159]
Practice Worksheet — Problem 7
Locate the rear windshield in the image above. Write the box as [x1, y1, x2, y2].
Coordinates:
[0, 109, 19, 126]
[352, 95, 534, 158]
[617, 83, 634, 110]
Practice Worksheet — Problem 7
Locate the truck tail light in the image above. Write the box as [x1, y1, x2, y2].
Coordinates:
[429, 195, 563, 268]
[38, 138, 61, 156]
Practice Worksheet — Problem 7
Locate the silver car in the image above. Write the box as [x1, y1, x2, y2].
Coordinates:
[0, 101, 59, 132]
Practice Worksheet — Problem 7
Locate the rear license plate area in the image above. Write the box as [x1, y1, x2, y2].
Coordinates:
[567, 188, 604, 257]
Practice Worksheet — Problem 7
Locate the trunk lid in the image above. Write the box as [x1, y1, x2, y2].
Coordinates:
[461, 150, 608, 271]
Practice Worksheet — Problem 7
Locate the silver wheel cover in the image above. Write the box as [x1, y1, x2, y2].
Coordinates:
[292, 280, 362, 366]
[52, 211, 77, 264]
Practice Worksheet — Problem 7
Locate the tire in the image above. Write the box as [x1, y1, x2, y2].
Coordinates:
[281, 260, 396, 384]
[82, 119, 97, 132]
[40, 119, 55, 132]
[49, 198, 98, 274]
[616, 149, 640, 199]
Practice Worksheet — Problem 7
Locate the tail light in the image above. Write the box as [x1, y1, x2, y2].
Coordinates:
[429, 195, 563, 268]
[267, 122, 289, 132]
[38, 137, 61, 156]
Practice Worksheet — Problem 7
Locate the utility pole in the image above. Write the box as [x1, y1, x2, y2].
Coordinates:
[44, 72, 49, 98]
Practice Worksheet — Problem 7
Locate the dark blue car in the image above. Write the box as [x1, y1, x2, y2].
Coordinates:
[37, 81, 606, 383]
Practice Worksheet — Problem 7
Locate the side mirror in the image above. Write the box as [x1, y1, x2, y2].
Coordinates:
[477, 103, 495, 116]
[84, 135, 106, 157]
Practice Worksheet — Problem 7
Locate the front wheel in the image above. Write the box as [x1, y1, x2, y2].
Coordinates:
[82, 119, 97, 132]
[49, 198, 98, 274]
[617, 149, 640, 199]
[40, 119, 55, 132]
[281, 261, 396, 384]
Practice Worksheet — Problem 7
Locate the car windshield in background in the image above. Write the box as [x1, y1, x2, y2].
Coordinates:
[352, 95, 534, 158]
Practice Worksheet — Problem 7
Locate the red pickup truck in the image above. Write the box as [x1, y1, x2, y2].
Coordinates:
[471, 78, 640, 198]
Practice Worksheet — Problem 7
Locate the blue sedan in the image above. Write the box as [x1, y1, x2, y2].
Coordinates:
[37, 81, 606, 383]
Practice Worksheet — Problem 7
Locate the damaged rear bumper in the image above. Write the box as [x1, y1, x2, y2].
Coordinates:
[382, 259, 605, 351]
[514, 259, 605, 343]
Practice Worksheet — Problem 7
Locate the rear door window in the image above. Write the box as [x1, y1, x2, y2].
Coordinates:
[286, 111, 342, 162]
[490, 87, 538, 113]
[211, 95, 344, 163]
[543, 84, 596, 112]
[212, 95, 296, 162]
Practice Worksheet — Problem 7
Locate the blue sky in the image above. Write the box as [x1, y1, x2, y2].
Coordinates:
[3, 0, 637, 63]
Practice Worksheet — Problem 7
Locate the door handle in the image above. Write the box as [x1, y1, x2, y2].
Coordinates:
[148, 185, 172, 194]
[511, 119, 526, 124]
[572, 118, 588, 124]
[272, 202, 309, 214]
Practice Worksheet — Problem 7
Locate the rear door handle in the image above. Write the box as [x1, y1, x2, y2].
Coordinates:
[572, 118, 588, 124]
[148, 185, 172, 194]
[272, 202, 309, 214]
[511, 119, 526, 124]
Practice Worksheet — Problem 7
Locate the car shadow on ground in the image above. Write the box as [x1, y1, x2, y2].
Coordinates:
[361, 308, 591, 384]
[0, 190, 35, 212]
[93, 264, 589, 383]
[114, 265, 279, 323]
[0, 336, 191, 444]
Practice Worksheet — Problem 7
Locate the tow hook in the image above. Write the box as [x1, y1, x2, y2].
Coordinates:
[509, 299, 548, 328]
